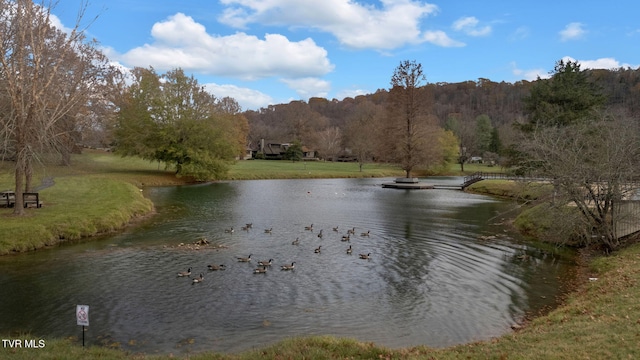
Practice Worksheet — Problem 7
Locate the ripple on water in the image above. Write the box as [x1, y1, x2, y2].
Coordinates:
[0, 178, 576, 354]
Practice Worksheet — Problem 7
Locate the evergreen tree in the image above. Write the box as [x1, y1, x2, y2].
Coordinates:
[488, 127, 502, 154]
[283, 140, 303, 162]
[523, 59, 606, 129]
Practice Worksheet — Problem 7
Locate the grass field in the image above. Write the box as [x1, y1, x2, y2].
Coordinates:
[226, 159, 405, 179]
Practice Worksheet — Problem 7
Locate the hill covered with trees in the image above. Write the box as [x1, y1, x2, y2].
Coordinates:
[243, 66, 640, 167]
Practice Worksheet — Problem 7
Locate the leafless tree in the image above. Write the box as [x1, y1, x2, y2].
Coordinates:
[344, 99, 380, 171]
[519, 112, 640, 251]
[316, 127, 342, 161]
[0, 0, 117, 214]
[383, 60, 432, 178]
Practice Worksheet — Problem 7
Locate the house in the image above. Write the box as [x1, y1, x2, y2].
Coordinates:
[301, 146, 316, 160]
[251, 139, 316, 160]
[259, 140, 290, 159]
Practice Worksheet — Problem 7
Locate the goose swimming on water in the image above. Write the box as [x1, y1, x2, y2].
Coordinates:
[192, 273, 204, 284]
[281, 262, 296, 270]
[207, 264, 226, 271]
[177, 267, 192, 277]
[258, 259, 273, 266]
[237, 254, 252, 262]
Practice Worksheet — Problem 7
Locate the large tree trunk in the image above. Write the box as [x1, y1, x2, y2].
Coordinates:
[13, 151, 26, 215]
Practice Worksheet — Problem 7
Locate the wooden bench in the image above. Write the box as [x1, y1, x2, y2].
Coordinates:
[0, 191, 42, 208]
[1, 191, 15, 208]
[23, 192, 42, 208]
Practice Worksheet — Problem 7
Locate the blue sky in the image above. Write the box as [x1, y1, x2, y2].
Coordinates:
[51, 0, 640, 111]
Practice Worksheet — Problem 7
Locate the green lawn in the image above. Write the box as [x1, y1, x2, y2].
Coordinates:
[225, 159, 404, 179]
[0, 176, 153, 254]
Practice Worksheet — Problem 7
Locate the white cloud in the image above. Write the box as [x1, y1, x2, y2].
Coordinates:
[335, 88, 369, 100]
[48, 14, 74, 34]
[511, 57, 640, 82]
[452, 16, 491, 37]
[561, 56, 639, 70]
[509, 26, 530, 42]
[218, 0, 442, 50]
[280, 77, 331, 99]
[423, 30, 465, 47]
[118, 13, 334, 80]
[559, 22, 586, 41]
[203, 83, 274, 110]
[511, 62, 549, 81]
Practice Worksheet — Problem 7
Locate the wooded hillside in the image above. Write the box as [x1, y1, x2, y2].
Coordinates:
[243, 67, 640, 159]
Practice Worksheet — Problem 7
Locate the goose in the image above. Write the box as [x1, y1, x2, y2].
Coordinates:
[237, 254, 252, 262]
[304, 223, 314, 231]
[314, 246, 322, 254]
[192, 273, 204, 284]
[281, 262, 296, 271]
[241, 225, 249, 231]
[245, 223, 253, 229]
[346, 245, 353, 254]
[177, 267, 192, 277]
[258, 259, 273, 266]
[341, 234, 350, 242]
[332, 226, 339, 232]
[207, 264, 226, 271]
[360, 230, 370, 237]
[224, 227, 234, 233]
[359, 253, 371, 260]
[347, 227, 356, 235]
[317, 229, 324, 238]
[291, 237, 300, 245]
[264, 228, 273, 234]
[254, 266, 268, 274]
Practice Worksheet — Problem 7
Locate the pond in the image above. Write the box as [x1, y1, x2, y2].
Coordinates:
[0, 177, 577, 354]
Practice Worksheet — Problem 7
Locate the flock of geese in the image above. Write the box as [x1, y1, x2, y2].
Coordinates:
[176, 223, 373, 284]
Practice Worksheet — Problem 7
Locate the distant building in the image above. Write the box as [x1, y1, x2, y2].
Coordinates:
[251, 139, 316, 160]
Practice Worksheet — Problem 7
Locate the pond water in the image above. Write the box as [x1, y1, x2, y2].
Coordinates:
[0, 177, 577, 354]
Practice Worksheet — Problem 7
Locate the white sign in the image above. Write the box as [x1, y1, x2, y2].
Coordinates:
[76, 305, 89, 326]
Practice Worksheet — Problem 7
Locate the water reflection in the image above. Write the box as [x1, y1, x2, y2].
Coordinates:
[0, 177, 576, 354]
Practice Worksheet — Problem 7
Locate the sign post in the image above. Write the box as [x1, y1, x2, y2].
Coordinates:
[76, 305, 89, 347]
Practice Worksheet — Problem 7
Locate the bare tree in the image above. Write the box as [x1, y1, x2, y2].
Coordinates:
[316, 127, 342, 161]
[344, 99, 380, 171]
[0, 0, 117, 214]
[519, 113, 640, 251]
[383, 60, 431, 178]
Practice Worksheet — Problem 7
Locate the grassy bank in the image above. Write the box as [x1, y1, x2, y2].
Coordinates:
[0, 177, 153, 254]
[465, 179, 553, 201]
[0, 150, 177, 255]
